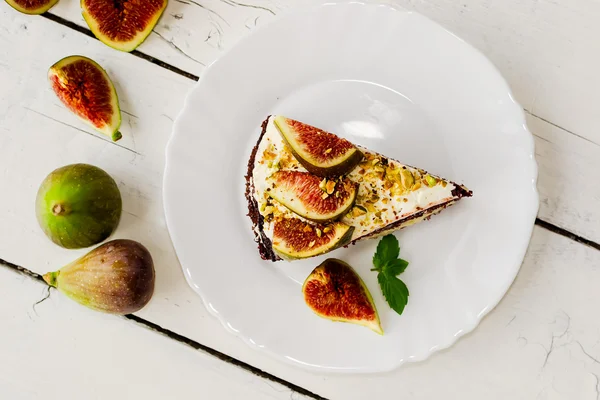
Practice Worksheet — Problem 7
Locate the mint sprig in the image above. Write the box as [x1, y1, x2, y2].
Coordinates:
[371, 235, 410, 316]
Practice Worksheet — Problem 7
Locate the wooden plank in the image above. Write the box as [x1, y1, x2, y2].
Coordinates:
[277, 226, 600, 400]
[39, 0, 600, 145]
[530, 114, 600, 243]
[0, 10, 322, 397]
[0, 268, 307, 399]
[45, 0, 282, 75]
[31, 0, 600, 241]
[393, 0, 600, 145]
[2, 6, 600, 400]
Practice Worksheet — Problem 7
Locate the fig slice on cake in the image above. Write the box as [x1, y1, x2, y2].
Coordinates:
[302, 258, 383, 334]
[81, 0, 168, 52]
[267, 171, 357, 222]
[273, 115, 364, 177]
[48, 55, 122, 141]
[271, 217, 353, 260]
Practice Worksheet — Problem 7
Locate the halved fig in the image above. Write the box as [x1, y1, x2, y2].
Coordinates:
[48, 56, 122, 142]
[267, 171, 357, 222]
[272, 217, 354, 260]
[273, 115, 363, 177]
[81, 0, 168, 52]
[5, 0, 57, 14]
[302, 258, 382, 334]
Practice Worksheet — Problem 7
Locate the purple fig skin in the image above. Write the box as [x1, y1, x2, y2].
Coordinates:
[43, 239, 155, 315]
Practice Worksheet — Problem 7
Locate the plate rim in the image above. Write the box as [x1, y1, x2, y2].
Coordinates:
[163, 0, 540, 373]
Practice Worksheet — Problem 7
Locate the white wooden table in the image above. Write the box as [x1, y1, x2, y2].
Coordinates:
[1, 0, 599, 398]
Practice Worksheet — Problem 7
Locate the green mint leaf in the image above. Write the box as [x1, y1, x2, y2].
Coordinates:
[372, 234, 400, 271]
[383, 258, 409, 276]
[377, 272, 410, 316]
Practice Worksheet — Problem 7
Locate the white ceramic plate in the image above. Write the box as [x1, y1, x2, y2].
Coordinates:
[164, 2, 538, 372]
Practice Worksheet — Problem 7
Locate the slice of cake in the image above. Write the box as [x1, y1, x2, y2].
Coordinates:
[245, 115, 472, 261]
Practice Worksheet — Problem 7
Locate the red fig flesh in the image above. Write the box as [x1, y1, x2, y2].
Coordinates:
[303, 258, 382, 334]
[267, 171, 357, 222]
[48, 56, 122, 141]
[43, 239, 155, 314]
[272, 217, 353, 260]
[5, 0, 57, 14]
[82, 0, 168, 52]
[273, 115, 363, 177]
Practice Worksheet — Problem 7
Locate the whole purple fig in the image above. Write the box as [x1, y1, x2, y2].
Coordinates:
[43, 239, 155, 314]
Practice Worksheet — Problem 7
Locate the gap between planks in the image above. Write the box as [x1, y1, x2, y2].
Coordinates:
[0, 257, 327, 400]
[41, 13, 201, 82]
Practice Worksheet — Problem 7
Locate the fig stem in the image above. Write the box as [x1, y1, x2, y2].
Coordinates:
[112, 131, 122, 142]
[43, 271, 59, 287]
[52, 203, 67, 216]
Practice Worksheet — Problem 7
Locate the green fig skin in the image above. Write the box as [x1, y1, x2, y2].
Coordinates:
[36, 163, 122, 249]
[43, 239, 155, 314]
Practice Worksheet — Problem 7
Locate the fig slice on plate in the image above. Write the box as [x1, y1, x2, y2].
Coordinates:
[48, 55, 122, 141]
[302, 258, 382, 334]
[267, 171, 357, 222]
[273, 115, 364, 177]
[5, 0, 58, 14]
[272, 217, 354, 260]
[81, 0, 168, 52]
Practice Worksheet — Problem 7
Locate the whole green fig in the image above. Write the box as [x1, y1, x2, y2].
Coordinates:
[36, 163, 122, 249]
[43, 239, 155, 314]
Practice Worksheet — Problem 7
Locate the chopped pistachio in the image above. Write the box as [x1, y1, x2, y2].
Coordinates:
[263, 150, 276, 160]
[352, 206, 367, 217]
[308, 240, 316, 248]
[412, 181, 422, 191]
[324, 148, 332, 154]
[319, 178, 327, 191]
[303, 224, 313, 233]
[323, 226, 332, 233]
[326, 180, 336, 194]
[321, 192, 329, 200]
[316, 228, 322, 237]
[425, 174, 438, 187]
[263, 206, 275, 215]
[400, 169, 415, 189]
